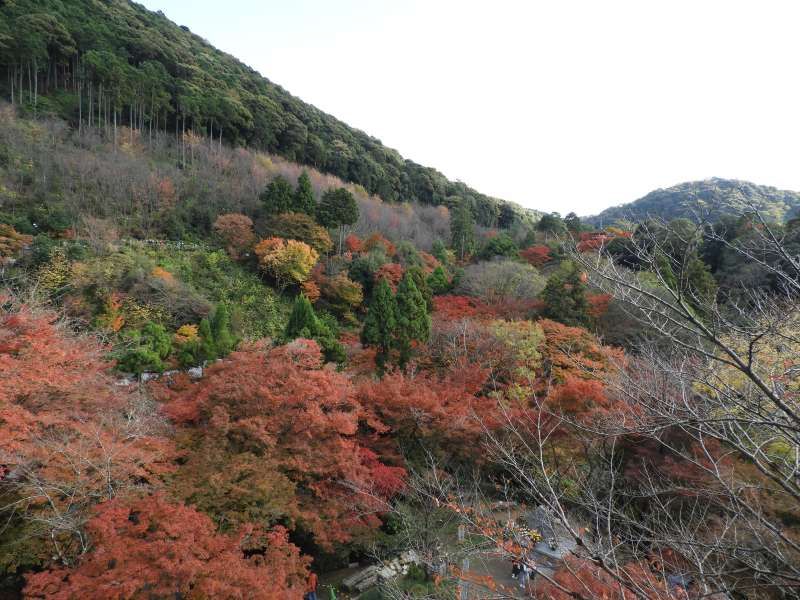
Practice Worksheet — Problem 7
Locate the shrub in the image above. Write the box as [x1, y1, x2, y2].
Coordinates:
[456, 259, 546, 304]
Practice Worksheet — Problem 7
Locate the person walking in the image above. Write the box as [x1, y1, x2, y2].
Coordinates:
[304, 571, 318, 600]
[518, 562, 530, 590]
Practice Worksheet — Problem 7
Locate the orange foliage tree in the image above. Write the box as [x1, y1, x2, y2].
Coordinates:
[520, 244, 551, 267]
[0, 304, 173, 570]
[213, 213, 255, 259]
[156, 339, 403, 548]
[363, 232, 396, 257]
[25, 494, 309, 600]
[375, 262, 404, 291]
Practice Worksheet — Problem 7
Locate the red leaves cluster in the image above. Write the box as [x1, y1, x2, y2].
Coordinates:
[587, 292, 612, 319]
[0, 306, 114, 415]
[25, 494, 308, 600]
[576, 229, 631, 253]
[432, 295, 493, 320]
[534, 557, 680, 599]
[1, 303, 174, 572]
[356, 364, 497, 458]
[547, 374, 612, 420]
[520, 244, 551, 267]
[213, 213, 255, 259]
[157, 339, 404, 548]
[345, 233, 364, 253]
[363, 232, 396, 257]
[375, 262, 404, 291]
[433, 295, 543, 322]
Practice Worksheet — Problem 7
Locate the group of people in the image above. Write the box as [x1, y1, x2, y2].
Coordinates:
[511, 558, 532, 590]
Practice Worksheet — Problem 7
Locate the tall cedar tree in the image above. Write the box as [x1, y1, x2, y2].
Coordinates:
[261, 175, 295, 215]
[541, 260, 591, 327]
[405, 266, 433, 312]
[361, 278, 398, 373]
[317, 187, 359, 253]
[450, 200, 475, 260]
[284, 294, 319, 339]
[395, 272, 431, 368]
[293, 171, 316, 215]
[210, 303, 235, 356]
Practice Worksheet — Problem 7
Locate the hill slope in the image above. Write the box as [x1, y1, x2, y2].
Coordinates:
[587, 178, 800, 226]
[0, 0, 529, 227]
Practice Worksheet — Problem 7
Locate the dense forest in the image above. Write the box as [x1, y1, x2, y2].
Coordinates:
[1, 2, 800, 600]
[0, 0, 536, 229]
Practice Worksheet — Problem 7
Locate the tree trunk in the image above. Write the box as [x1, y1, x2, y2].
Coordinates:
[33, 58, 38, 110]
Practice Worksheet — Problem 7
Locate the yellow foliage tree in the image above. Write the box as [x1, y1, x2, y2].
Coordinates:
[254, 237, 319, 290]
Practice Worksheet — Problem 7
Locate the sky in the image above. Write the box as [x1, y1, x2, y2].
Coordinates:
[139, 0, 800, 215]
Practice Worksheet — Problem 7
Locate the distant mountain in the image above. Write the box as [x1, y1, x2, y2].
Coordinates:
[587, 178, 800, 226]
[0, 0, 534, 228]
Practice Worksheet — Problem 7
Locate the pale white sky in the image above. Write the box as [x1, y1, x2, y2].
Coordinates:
[140, 0, 800, 215]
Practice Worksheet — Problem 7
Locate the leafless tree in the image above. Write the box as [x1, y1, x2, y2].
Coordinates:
[555, 207, 800, 597]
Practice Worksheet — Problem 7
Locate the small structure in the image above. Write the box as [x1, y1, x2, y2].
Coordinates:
[341, 550, 420, 593]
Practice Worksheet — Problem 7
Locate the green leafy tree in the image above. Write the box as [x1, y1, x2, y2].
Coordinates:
[361, 278, 398, 373]
[260, 176, 295, 215]
[564, 212, 583, 233]
[293, 170, 316, 215]
[537, 212, 566, 234]
[317, 187, 359, 253]
[480, 233, 519, 259]
[541, 260, 591, 327]
[118, 322, 172, 373]
[395, 272, 431, 368]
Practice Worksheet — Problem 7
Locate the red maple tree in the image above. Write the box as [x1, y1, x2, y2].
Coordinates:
[25, 494, 309, 600]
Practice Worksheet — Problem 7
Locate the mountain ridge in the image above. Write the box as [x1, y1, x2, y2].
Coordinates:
[586, 177, 800, 226]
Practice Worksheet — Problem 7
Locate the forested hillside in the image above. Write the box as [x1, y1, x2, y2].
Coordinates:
[587, 177, 800, 226]
[0, 0, 534, 227]
[1, 3, 800, 599]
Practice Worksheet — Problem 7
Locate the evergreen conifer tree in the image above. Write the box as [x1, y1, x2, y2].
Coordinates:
[260, 175, 295, 215]
[210, 303, 235, 356]
[427, 265, 450, 295]
[361, 278, 398, 373]
[284, 294, 346, 364]
[450, 201, 475, 260]
[284, 294, 319, 340]
[395, 272, 431, 368]
[198, 317, 216, 362]
[405, 266, 433, 312]
[541, 260, 591, 327]
[293, 171, 316, 215]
